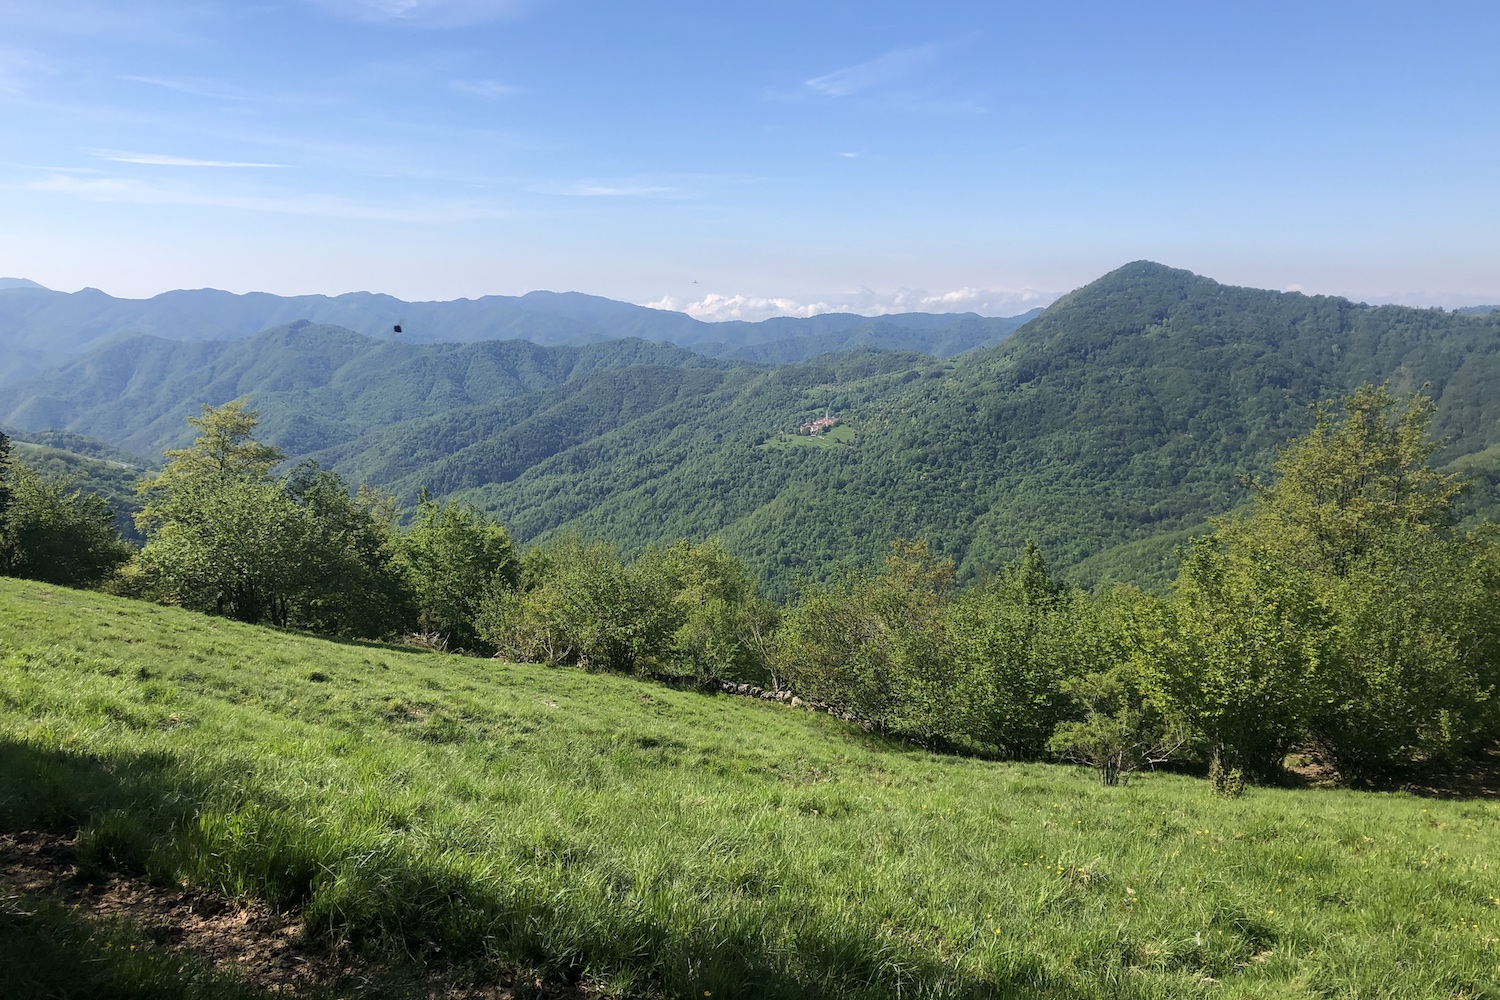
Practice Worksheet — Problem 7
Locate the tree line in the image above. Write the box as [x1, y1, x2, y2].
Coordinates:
[3, 385, 1497, 789]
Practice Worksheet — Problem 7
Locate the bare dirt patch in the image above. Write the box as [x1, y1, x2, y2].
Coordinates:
[1397, 743, 1500, 800]
[1283, 743, 1500, 800]
[0, 830, 584, 998]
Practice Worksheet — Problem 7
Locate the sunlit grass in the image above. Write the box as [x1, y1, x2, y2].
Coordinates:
[2, 577, 1498, 998]
[758, 424, 858, 451]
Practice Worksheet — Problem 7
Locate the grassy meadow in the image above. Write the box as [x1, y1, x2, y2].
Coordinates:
[758, 424, 858, 451]
[1, 577, 1497, 999]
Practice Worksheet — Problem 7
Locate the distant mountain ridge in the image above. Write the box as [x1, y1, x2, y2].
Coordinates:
[0, 280, 1036, 383]
[8, 261, 1500, 594]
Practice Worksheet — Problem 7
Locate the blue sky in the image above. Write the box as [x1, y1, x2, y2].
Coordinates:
[2, 0, 1498, 317]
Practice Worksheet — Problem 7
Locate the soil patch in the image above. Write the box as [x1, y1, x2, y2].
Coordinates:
[0, 830, 584, 998]
[1283, 743, 1500, 799]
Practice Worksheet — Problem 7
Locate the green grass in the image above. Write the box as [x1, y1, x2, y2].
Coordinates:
[758, 424, 858, 451]
[2, 578, 1498, 999]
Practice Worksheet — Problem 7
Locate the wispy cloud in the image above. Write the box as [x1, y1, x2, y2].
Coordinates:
[536, 177, 684, 198]
[0, 47, 48, 95]
[94, 150, 287, 168]
[451, 78, 521, 100]
[644, 286, 1058, 322]
[121, 74, 341, 109]
[805, 45, 940, 98]
[122, 75, 253, 102]
[16, 172, 510, 223]
[563, 184, 676, 198]
[306, 0, 534, 27]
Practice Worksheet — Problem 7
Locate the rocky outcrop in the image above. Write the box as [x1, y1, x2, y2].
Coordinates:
[714, 679, 804, 710]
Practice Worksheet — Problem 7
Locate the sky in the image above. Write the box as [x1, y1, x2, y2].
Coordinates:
[1, 0, 1498, 319]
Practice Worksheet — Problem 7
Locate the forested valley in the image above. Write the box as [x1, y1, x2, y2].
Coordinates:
[5, 261, 1500, 788]
[7, 261, 1500, 591]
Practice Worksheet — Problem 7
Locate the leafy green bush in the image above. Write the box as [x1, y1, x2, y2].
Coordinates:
[1046, 662, 1186, 786]
[777, 540, 1114, 756]
[394, 495, 519, 651]
[479, 537, 775, 681]
[129, 400, 417, 637]
[0, 459, 132, 588]
[1130, 538, 1324, 782]
[478, 537, 677, 674]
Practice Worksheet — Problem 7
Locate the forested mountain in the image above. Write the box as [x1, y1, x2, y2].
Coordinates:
[7, 261, 1500, 592]
[0, 281, 1032, 383]
[379, 262, 1500, 589]
[703, 311, 1040, 363]
[1, 324, 733, 456]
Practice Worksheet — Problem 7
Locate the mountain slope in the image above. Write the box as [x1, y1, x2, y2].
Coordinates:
[446, 262, 1500, 588]
[1, 324, 733, 457]
[700, 311, 1039, 364]
[8, 262, 1500, 592]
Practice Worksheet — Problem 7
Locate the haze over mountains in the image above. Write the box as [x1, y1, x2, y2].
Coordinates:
[5, 261, 1499, 592]
[0, 280, 1038, 385]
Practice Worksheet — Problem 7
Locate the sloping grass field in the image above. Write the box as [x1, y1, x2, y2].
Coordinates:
[1, 577, 1497, 998]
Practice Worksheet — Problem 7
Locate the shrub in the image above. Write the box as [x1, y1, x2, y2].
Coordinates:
[0, 463, 133, 588]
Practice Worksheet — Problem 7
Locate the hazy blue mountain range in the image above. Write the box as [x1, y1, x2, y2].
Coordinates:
[7, 262, 1500, 593]
[0, 279, 1037, 384]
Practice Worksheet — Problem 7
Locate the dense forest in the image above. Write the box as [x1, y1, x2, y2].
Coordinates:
[6, 262, 1500, 593]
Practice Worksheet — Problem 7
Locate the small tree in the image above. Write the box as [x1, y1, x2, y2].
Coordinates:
[397, 497, 519, 652]
[133, 477, 308, 623]
[940, 546, 1101, 758]
[139, 399, 283, 510]
[282, 467, 416, 638]
[1243, 384, 1464, 578]
[1246, 386, 1498, 771]
[1135, 384, 1500, 780]
[638, 539, 772, 683]
[133, 400, 303, 623]
[1132, 538, 1324, 783]
[1048, 663, 1186, 786]
[477, 537, 680, 674]
[0, 463, 132, 587]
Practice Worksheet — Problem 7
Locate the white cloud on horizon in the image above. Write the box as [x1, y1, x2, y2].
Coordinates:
[642, 286, 1058, 322]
